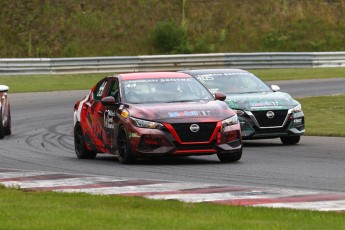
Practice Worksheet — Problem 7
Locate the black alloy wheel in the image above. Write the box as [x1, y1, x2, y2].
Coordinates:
[117, 126, 136, 164]
[74, 123, 97, 159]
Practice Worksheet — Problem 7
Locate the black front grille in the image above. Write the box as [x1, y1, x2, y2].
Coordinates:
[251, 110, 288, 127]
[170, 122, 217, 142]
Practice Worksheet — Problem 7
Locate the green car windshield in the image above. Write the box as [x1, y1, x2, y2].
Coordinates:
[196, 73, 272, 94]
[123, 77, 214, 104]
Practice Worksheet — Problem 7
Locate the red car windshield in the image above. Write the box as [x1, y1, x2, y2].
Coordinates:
[123, 77, 214, 103]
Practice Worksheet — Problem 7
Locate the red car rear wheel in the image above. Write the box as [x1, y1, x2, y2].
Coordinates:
[74, 122, 97, 159]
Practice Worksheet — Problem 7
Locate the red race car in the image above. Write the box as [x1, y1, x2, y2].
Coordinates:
[0, 85, 11, 139]
[74, 72, 242, 164]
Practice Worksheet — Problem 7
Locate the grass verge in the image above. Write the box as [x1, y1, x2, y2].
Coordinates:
[0, 73, 108, 93]
[1, 68, 345, 93]
[250, 68, 345, 81]
[0, 185, 344, 230]
[299, 94, 345, 137]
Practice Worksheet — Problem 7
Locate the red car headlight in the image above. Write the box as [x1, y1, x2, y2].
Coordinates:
[221, 115, 238, 129]
[130, 117, 163, 129]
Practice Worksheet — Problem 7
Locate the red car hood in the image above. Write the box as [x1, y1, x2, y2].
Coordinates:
[127, 101, 235, 123]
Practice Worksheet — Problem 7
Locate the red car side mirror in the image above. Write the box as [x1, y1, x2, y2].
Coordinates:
[214, 92, 226, 101]
[101, 96, 117, 106]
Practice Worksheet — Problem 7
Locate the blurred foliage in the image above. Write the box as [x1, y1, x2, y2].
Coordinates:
[150, 21, 190, 53]
[1, 0, 345, 57]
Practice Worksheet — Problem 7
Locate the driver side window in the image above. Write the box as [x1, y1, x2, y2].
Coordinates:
[93, 80, 108, 101]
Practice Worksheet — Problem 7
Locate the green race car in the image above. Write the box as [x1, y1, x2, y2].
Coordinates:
[182, 69, 305, 145]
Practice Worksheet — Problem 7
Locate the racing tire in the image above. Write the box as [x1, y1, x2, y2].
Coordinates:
[217, 148, 242, 163]
[0, 109, 4, 139]
[74, 123, 97, 159]
[117, 126, 136, 164]
[280, 136, 300, 145]
[4, 110, 11, 136]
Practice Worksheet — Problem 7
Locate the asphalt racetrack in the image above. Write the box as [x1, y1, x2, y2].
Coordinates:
[1, 78, 345, 194]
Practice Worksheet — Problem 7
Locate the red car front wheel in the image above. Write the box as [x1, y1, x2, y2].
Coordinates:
[117, 126, 136, 164]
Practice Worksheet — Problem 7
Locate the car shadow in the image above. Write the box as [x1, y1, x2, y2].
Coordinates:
[138, 156, 224, 165]
[243, 140, 283, 147]
[93, 154, 236, 165]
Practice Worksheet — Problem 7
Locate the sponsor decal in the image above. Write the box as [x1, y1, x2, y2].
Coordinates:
[226, 99, 290, 111]
[159, 78, 192, 82]
[168, 111, 211, 118]
[196, 73, 252, 81]
[197, 75, 216, 81]
[125, 78, 192, 86]
[129, 132, 140, 138]
[104, 110, 115, 129]
[250, 101, 280, 107]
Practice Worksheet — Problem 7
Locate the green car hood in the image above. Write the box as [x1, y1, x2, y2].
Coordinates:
[224, 92, 299, 111]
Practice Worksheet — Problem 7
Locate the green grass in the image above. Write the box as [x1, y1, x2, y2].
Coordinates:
[299, 94, 345, 137]
[0, 185, 344, 230]
[1, 68, 345, 93]
[251, 68, 345, 81]
[1, 1, 345, 57]
[0, 73, 108, 93]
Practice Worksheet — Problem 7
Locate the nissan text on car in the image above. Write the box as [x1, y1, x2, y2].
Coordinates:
[0, 85, 11, 139]
[73, 72, 242, 164]
[182, 69, 305, 145]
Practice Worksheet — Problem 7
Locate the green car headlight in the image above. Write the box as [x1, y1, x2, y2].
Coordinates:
[291, 104, 302, 113]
